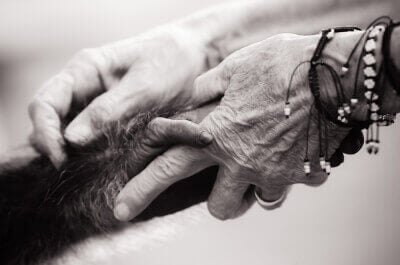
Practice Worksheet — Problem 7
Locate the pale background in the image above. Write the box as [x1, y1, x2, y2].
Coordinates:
[0, 1, 399, 265]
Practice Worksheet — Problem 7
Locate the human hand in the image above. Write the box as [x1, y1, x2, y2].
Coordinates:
[114, 32, 367, 221]
[28, 23, 222, 168]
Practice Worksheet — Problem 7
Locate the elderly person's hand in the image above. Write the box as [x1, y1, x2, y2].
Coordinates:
[28, 23, 222, 168]
[114, 31, 367, 221]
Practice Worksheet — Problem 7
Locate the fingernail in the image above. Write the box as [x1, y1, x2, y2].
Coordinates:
[64, 124, 92, 145]
[114, 203, 132, 222]
[198, 131, 213, 145]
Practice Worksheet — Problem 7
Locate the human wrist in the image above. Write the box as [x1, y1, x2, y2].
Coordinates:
[313, 31, 367, 122]
[315, 27, 400, 122]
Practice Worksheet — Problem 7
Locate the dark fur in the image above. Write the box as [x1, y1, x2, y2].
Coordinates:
[0, 111, 218, 265]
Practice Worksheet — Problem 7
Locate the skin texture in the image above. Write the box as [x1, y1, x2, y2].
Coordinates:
[28, 0, 398, 168]
[115, 31, 388, 221]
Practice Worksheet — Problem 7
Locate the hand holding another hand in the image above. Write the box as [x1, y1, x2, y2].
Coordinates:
[115, 32, 365, 221]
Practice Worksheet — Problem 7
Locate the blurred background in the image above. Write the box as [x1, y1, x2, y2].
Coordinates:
[0, 0, 400, 264]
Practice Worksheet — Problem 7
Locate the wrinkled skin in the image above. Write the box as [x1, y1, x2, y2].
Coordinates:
[115, 32, 365, 221]
[28, 24, 220, 168]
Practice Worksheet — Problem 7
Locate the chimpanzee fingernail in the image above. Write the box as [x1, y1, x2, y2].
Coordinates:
[114, 203, 132, 222]
[198, 131, 213, 145]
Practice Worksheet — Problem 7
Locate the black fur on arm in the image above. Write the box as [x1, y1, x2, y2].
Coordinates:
[0, 109, 218, 265]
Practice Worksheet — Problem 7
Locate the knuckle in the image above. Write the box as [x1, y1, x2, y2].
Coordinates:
[28, 98, 41, 117]
[193, 75, 204, 91]
[73, 48, 109, 72]
[273, 33, 298, 41]
[87, 98, 115, 122]
[28, 97, 54, 120]
[76, 48, 98, 61]
[151, 157, 176, 184]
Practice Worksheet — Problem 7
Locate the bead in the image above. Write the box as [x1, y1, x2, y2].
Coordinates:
[370, 102, 380, 112]
[365, 39, 377, 52]
[378, 120, 389, 126]
[326, 29, 335, 40]
[363, 67, 377, 77]
[375, 25, 386, 32]
[304, 160, 311, 175]
[338, 107, 345, 116]
[341, 66, 349, 73]
[325, 162, 331, 175]
[364, 79, 375, 89]
[369, 27, 380, 38]
[284, 103, 291, 118]
[319, 156, 326, 169]
[364, 91, 378, 101]
[369, 31, 378, 38]
[368, 25, 385, 38]
[378, 114, 396, 126]
[367, 143, 373, 154]
[368, 141, 379, 155]
[363, 54, 376, 66]
[350, 98, 359, 106]
[374, 144, 379, 154]
[341, 117, 348, 124]
[343, 103, 351, 114]
[370, 112, 379, 121]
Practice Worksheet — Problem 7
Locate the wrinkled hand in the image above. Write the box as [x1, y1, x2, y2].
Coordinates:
[29, 24, 221, 167]
[114, 32, 365, 221]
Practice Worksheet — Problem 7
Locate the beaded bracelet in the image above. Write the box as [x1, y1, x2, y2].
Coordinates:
[284, 16, 399, 177]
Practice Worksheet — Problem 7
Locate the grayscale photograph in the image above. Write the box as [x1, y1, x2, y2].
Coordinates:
[0, 0, 399, 264]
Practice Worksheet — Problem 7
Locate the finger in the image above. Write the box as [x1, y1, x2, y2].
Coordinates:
[207, 166, 249, 220]
[255, 185, 287, 203]
[114, 146, 214, 221]
[330, 149, 344, 167]
[191, 65, 229, 105]
[236, 186, 256, 217]
[29, 73, 74, 167]
[64, 66, 161, 145]
[339, 129, 364, 154]
[144, 117, 213, 147]
[29, 48, 111, 166]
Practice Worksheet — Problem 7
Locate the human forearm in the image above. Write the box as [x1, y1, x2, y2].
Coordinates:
[176, 0, 399, 64]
